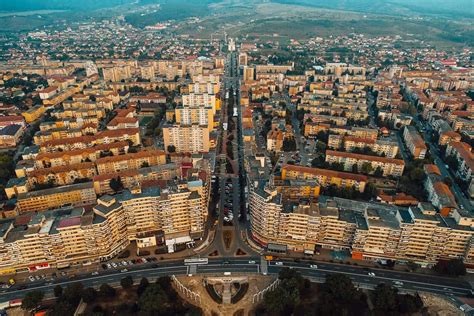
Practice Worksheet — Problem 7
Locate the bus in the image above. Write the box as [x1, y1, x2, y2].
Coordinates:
[184, 258, 209, 265]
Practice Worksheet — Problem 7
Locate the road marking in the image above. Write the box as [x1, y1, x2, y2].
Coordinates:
[285, 266, 470, 292]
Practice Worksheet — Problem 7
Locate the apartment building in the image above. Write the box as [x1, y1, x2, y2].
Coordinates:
[403, 126, 427, 159]
[280, 164, 368, 193]
[92, 163, 179, 195]
[102, 65, 132, 82]
[267, 130, 284, 152]
[325, 150, 405, 177]
[175, 106, 214, 131]
[27, 162, 97, 186]
[162, 124, 210, 153]
[22, 105, 45, 123]
[328, 135, 399, 158]
[0, 125, 24, 148]
[35, 141, 129, 168]
[446, 141, 474, 182]
[182, 93, 218, 114]
[40, 128, 141, 152]
[16, 182, 96, 213]
[0, 207, 129, 272]
[95, 150, 166, 175]
[249, 185, 474, 265]
[0, 178, 209, 273]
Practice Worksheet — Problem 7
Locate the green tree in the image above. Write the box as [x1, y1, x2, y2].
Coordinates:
[21, 290, 44, 310]
[99, 283, 116, 298]
[138, 283, 169, 313]
[109, 176, 124, 193]
[323, 274, 360, 302]
[121, 276, 134, 290]
[433, 259, 466, 276]
[374, 166, 383, 177]
[54, 285, 63, 298]
[137, 277, 150, 296]
[361, 162, 373, 174]
[372, 283, 398, 311]
[62, 283, 84, 305]
[167, 145, 176, 153]
[81, 287, 97, 303]
[351, 164, 358, 173]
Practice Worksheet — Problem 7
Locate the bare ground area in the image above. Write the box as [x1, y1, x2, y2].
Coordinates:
[174, 275, 274, 316]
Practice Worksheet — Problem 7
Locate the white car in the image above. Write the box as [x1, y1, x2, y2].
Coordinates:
[120, 268, 128, 273]
[111, 262, 118, 268]
[275, 262, 283, 266]
[91, 271, 99, 276]
[368, 272, 375, 277]
[248, 260, 256, 264]
[310, 264, 318, 269]
[29, 276, 35, 282]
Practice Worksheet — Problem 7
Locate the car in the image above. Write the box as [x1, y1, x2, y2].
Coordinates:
[393, 281, 403, 286]
[275, 262, 283, 266]
[368, 272, 376, 277]
[111, 262, 118, 268]
[128, 260, 133, 265]
[310, 265, 318, 269]
[121, 261, 128, 266]
[91, 271, 99, 276]
[248, 260, 256, 264]
[60, 271, 67, 277]
[29, 276, 35, 282]
[106, 263, 112, 269]
[120, 269, 128, 273]
[35, 275, 41, 281]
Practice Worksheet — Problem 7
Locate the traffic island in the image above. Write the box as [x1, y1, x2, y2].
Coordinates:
[223, 231, 233, 250]
[173, 274, 274, 316]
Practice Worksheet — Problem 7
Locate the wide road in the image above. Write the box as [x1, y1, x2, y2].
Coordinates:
[1, 257, 472, 302]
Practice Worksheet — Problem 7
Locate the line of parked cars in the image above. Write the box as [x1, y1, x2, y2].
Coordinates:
[223, 180, 234, 223]
[101, 257, 157, 271]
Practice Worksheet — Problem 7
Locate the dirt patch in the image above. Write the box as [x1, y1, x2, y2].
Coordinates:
[420, 293, 463, 316]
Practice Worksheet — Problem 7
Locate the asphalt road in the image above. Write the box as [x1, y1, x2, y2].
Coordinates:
[2, 257, 472, 304]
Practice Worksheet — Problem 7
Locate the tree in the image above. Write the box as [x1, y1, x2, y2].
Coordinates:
[433, 259, 466, 276]
[323, 274, 360, 302]
[167, 145, 176, 153]
[109, 176, 124, 193]
[21, 290, 44, 310]
[54, 285, 63, 298]
[62, 283, 84, 305]
[398, 293, 423, 314]
[121, 276, 134, 290]
[282, 137, 297, 152]
[374, 166, 383, 177]
[352, 164, 359, 174]
[372, 283, 398, 311]
[137, 277, 150, 296]
[138, 283, 169, 313]
[99, 283, 116, 298]
[81, 287, 97, 303]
